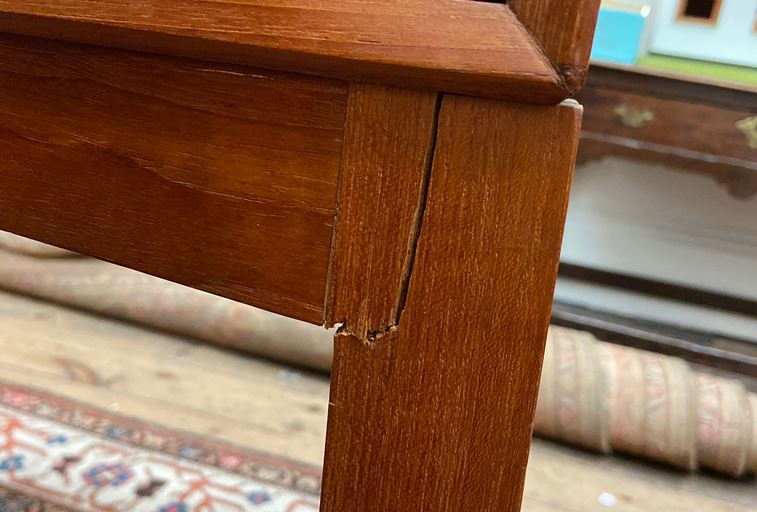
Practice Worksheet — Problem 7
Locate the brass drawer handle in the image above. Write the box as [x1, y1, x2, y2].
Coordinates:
[614, 104, 654, 128]
[736, 116, 757, 149]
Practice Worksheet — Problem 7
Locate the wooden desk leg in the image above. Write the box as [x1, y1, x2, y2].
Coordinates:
[321, 93, 582, 511]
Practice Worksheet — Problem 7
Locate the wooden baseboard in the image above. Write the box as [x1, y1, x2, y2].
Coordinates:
[551, 301, 757, 378]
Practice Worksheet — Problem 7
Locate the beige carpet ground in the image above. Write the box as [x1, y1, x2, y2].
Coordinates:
[0, 289, 754, 511]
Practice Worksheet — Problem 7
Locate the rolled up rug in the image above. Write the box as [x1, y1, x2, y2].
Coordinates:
[0, 247, 333, 371]
[538, 327, 755, 478]
[695, 372, 753, 477]
[534, 326, 610, 454]
[598, 341, 697, 471]
[0, 232, 78, 258]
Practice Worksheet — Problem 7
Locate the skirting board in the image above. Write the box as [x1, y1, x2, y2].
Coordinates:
[554, 276, 757, 344]
[561, 158, 757, 306]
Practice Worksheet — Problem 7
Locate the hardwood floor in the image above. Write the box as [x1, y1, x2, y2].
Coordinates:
[0, 289, 753, 511]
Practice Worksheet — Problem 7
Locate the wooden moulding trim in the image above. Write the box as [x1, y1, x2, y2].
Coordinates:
[509, 0, 602, 94]
[584, 63, 757, 107]
[551, 301, 757, 378]
[0, 0, 576, 103]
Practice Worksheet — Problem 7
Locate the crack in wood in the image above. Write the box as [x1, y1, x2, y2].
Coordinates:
[327, 89, 443, 345]
[391, 93, 443, 329]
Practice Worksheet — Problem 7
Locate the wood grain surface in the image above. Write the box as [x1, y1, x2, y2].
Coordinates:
[510, 0, 601, 92]
[321, 97, 582, 511]
[325, 84, 439, 340]
[581, 87, 757, 162]
[0, 0, 565, 103]
[583, 63, 757, 109]
[576, 136, 757, 199]
[0, 34, 347, 323]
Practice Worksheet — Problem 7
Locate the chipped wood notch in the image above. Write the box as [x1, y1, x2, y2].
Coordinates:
[324, 85, 441, 343]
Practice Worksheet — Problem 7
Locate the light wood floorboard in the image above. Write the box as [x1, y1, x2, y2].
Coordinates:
[0, 290, 753, 511]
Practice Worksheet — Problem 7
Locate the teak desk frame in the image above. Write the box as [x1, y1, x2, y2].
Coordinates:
[0, 1, 600, 510]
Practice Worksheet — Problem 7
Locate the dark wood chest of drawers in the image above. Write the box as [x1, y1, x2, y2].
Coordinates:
[577, 64, 757, 198]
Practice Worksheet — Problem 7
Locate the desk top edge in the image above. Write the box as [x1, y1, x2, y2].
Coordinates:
[0, 0, 570, 103]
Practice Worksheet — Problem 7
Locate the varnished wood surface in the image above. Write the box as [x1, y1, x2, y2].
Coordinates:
[581, 87, 756, 162]
[321, 97, 582, 511]
[325, 84, 438, 340]
[510, 0, 601, 91]
[551, 301, 757, 379]
[576, 136, 757, 199]
[0, 34, 347, 323]
[585, 62, 757, 108]
[576, 64, 757, 199]
[0, 0, 567, 103]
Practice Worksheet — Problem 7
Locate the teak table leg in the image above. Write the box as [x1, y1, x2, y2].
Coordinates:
[321, 93, 582, 511]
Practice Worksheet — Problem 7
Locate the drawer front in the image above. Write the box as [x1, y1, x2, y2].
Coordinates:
[0, 34, 348, 323]
[579, 86, 757, 162]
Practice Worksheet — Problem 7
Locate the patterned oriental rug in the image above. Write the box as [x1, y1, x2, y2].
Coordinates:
[0, 381, 320, 512]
